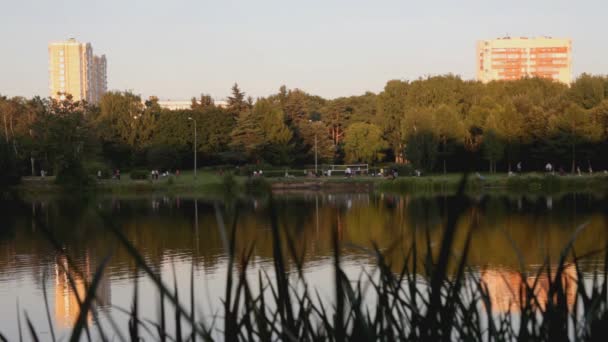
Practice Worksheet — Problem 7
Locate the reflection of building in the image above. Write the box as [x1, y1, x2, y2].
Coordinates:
[480, 265, 577, 313]
[476, 37, 572, 84]
[48, 38, 108, 103]
[54, 254, 111, 327]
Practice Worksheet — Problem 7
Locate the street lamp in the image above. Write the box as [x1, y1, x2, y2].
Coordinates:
[188, 117, 197, 179]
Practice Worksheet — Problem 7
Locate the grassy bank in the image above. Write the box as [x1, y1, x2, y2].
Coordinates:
[377, 172, 608, 195]
[13, 171, 608, 196]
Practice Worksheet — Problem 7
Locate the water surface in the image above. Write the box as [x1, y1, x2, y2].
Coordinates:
[0, 191, 606, 340]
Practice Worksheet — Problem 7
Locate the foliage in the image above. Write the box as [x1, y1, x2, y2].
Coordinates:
[146, 145, 179, 171]
[482, 129, 504, 173]
[343, 122, 386, 163]
[3, 75, 608, 182]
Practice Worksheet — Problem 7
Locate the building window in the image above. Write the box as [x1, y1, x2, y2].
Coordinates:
[59, 75, 65, 81]
[60, 64, 64, 69]
[60, 69, 64, 75]
[59, 50, 64, 56]
[59, 56, 64, 62]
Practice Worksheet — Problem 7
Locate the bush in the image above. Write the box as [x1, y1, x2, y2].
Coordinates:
[130, 170, 149, 180]
[55, 157, 93, 189]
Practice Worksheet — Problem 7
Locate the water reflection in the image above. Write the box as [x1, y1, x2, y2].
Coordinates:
[0, 192, 606, 337]
[480, 265, 577, 314]
[54, 254, 111, 327]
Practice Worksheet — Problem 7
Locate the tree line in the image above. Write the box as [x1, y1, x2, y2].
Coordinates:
[1, 74, 608, 185]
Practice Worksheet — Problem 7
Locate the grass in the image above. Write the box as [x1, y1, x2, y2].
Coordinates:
[378, 172, 608, 195]
[7, 174, 608, 341]
[16, 170, 608, 197]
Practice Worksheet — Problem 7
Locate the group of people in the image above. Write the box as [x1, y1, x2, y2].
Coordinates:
[508, 161, 598, 176]
[96, 169, 121, 180]
[151, 169, 177, 180]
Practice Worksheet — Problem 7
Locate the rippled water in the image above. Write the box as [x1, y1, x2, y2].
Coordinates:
[0, 192, 606, 340]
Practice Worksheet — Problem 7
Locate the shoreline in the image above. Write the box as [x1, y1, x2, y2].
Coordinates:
[10, 172, 608, 197]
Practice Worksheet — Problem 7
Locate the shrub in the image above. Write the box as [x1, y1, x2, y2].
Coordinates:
[130, 170, 149, 180]
[55, 157, 93, 189]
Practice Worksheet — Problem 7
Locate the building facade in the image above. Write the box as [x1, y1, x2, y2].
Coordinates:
[476, 37, 572, 84]
[155, 99, 228, 110]
[49, 38, 108, 103]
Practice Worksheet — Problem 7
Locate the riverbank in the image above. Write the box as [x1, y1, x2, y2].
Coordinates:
[12, 171, 608, 196]
[376, 172, 608, 195]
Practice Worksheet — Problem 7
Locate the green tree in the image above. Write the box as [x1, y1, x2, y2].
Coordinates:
[34, 96, 97, 188]
[550, 103, 603, 173]
[377, 80, 408, 162]
[401, 107, 438, 171]
[482, 129, 504, 174]
[343, 122, 386, 163]
[191, 94, 215, 111]
[227, 83, 249, 115]
[569, 73, 606, 109]
[97, 91, 146, 148]
[433, 105, 465, 173]
[230, 110, 264, 161]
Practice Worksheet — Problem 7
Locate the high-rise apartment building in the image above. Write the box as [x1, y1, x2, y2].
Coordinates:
[476, 36, 572, 84]
[48, 38, 107, 103]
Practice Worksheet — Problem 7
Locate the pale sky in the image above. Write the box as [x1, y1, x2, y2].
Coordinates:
[1, 0, 606, 100]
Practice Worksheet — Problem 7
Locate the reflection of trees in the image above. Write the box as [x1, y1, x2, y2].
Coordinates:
[0, 193, 606, 283]
[480, 265, 577, 314]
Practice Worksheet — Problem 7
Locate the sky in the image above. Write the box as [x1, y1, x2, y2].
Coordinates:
[1, 0, 607, 100]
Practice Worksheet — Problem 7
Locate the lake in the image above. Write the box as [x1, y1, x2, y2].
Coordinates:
[0, 191, 606, 340]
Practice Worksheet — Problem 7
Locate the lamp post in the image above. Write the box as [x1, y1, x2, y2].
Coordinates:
[188, 117, 197, 179]
[314, 133, 318, 175]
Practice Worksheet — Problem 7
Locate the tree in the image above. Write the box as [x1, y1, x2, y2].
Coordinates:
[569, 74, 606, 110]
[254, 99, 293, 164]
[191, 94, 215, 111]
[230, 111, 264, 161]
[482, 129, 504, 174]
[493, 102, 525, 171]
[433, 105, 465, 173]
[343, 123, 386, 163]
[377, 80, 408, 162]
[297, 121, 335, 164]
[550, 103, 602, 173]
[34, 96, 97, 188]
[227, 83, 249, 115]
[400, 107, 438, 171]
[97, 91, 146, 148]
